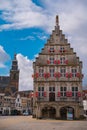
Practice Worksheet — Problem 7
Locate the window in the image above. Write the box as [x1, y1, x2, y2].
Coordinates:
[49, 86, 55, 101]
[50, 68, 55, 77]
[72, 87, 78, 97]
[60, 46, 65, 52]
[60, 67, 66, 77]
[39, 68, 44, 77]
[49, 57, 54, 64]
[17, 98, 19, 102]
[49, 47, 54, 53]
[0, 96, 3, 99]
[72, 68, 77, 77]
[49, 87, 55, 92]
[60, 87, 67, 96]
[38, 87, 44, 98]
[60, 56, 65, 64]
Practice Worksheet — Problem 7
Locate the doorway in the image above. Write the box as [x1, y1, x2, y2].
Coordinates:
[42, 107, 56, 119]
[60, 106, 74, 120]
[49, 92, 55, 101]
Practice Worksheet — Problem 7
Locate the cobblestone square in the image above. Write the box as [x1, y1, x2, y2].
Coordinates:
[0, 116, 87, 130]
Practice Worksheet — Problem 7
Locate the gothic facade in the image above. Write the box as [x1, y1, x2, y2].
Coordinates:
[0, 54, 19, 96]
[33, 16, 83, 120]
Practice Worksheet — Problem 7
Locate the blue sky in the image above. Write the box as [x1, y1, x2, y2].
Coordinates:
[0, 0, 87, 90]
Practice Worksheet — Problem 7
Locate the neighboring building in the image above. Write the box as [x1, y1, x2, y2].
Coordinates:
[83, 90, 87, 100]
[0, 91, 33, 115]
[33, 16, 83, 120]
[0, 54, 19, 96]
[83, 90, 87, 117]
[0, 93, 5, 115]
[15, 91, 33, 114]
[0, 93, 15, 115]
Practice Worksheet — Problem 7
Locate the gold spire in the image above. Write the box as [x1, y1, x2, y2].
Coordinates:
[56, 15, 59, 26]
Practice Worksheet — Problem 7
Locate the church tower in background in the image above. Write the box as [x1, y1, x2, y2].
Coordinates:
[9, 54, 19, 94]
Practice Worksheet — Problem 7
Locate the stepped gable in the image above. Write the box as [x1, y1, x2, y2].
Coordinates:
[33, 15, 83, 120]
[34, 15, 82, 68]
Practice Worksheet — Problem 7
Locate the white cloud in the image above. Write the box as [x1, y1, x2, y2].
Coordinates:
[0, 0, 48, 31]
[0, 0, 87, 88]
[0, 45, 10, 68]
[16, 53, 33, 91]
[37, 35, 47, 40]
[0, 0, 87, 33]
[20, 36, 35, 41]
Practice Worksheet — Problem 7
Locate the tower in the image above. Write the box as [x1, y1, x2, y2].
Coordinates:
[9, 54, 19, 94]
[33, 15, 83, 119]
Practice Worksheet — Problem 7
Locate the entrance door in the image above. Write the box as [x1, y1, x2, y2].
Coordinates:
[60, 107, 74, 120]
[49, 107, 56, 118]
[60, 107, 67, 120]
[42, 107, 56, 119]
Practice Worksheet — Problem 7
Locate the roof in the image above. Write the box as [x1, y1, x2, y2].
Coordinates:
[0, 76, 10, 86]
[83, 90, 87, 93]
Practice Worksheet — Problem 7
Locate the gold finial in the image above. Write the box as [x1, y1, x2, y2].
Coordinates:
[56, 15, 59, 26]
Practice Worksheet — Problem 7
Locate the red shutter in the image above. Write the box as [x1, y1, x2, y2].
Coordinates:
[58, 72, 61, 78]
[66, 91, 72, 97]
[57, 60, 60, 64]
[35, 92, 38, 97]
[66, 73, 69, 78]
[44, 92, 47, 97]
[54, 73, 57, 77]
[76, 73, 80, 78]
[44, 73, 46, 78]
[77, 92, 81, 97]
[69, 92, 72, 97]
[66, 92, 69, 97]
[63, 49, 66, 52]
[47, 60, 50, 64]
[69, 73, 72, 78]
[65, 60, 68, 64]
[48, 49, 50, 52]
[36, 73, 39, 78]
[59, 50, 62, 53]
[58, 92, 61, 97]
[47, 73, 50, 78]
[54, 60, 57, 64]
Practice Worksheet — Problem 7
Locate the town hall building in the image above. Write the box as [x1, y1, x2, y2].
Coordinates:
[33, 16, 83, 120]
